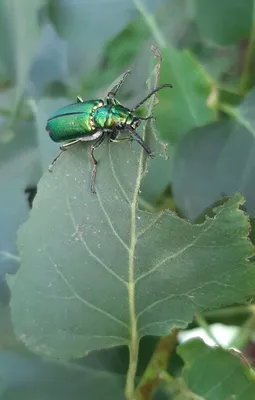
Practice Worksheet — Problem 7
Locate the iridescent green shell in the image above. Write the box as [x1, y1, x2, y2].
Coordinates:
[46, 100, 103, 142]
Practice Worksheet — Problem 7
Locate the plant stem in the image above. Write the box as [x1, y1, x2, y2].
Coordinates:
[133, 0, 167, 48]
[160, 371, 204, 400]
[125, 337, 139, 399]
[125, 45, 164, 399]
[125, 75, 150, 400]
[204, 304, 253, 320]
[125, 195, 139, 398]
[125, 146, 144, 399]
[201, 305, 253, 327]
[230, 305, 255, 350]
[125, 42, 171, 398]
[239, 2, 255, 93]
[134, 330, 179, 399]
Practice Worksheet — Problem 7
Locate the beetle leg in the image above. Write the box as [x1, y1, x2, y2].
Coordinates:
[89, 132, 106, 194]
[77, 96, 83, 103]
[48, 149, 65, 172]
[109, 130, 132, 143]
[48, 139, 81, 172]
[127, 129, 155, 158]
[110, 130, 133, 143]
[106, 69, 132, 105]
[79, 130, 103, 142]
[109, 130, 119, 141]
[110, 137, 131, 143]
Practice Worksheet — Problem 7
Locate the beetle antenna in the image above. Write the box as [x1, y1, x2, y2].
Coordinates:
[138, 115, 155, 121]
[131, 84, 173, 112]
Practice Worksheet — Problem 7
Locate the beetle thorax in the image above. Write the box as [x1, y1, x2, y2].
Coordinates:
[93, 104, 133, 130]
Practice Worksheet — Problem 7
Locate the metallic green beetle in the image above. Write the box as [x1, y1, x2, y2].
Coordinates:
[46, 70, 172, 193]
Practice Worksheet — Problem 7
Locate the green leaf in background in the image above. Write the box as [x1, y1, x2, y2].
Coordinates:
[0, 0, 43, 104]
[31, 97, 70, 170]
[172, 87, 255, 220]
[47, 0, 165, 84]
[194, 0, 254, 46]
[140, 153, 174, 208]
[235, 87, 255, 133]
[178, 339, 255, 399]
[0, 302, 17, 350]
[195, 45, 239, 83]
[0, 94, 40, 277]
[133, 2, 216, 143]
[0, 350, 125, 400]
[154, 48, 215, 143]
[83, 16, 150, 93]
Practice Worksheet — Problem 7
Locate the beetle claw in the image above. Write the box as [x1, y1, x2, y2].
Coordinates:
[77, 96, 83, 103]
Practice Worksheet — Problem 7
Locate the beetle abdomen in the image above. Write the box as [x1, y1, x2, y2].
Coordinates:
[47, 114, 93, 142]
[46, 100, 103, 142]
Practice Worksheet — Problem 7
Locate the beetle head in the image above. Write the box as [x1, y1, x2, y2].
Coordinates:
[130, 116, 141, 130]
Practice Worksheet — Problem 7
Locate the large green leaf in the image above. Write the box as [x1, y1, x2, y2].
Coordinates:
[178, 339, 255, 399]
[194, 0, 254, 46]
[172, 87, 255, 220]
[11, 130, 255, 360]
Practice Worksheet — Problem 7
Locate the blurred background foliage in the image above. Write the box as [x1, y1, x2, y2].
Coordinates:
[1, 0, 255, 398]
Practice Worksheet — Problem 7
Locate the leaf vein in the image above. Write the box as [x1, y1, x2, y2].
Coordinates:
[203, 369, 237, 397]
[135, 216, 217, 283]
[109, 143, 131, 204]
[137, 279, 244, 321]
[46, 250, 129, 330]
[137, 293, 187, 320]
[96, 190, 129, 251]
[136, 212, 164, 239]
[138, 318, 187, 335]
[85, 334, 128, 341]
[66, 190, 127, 285]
